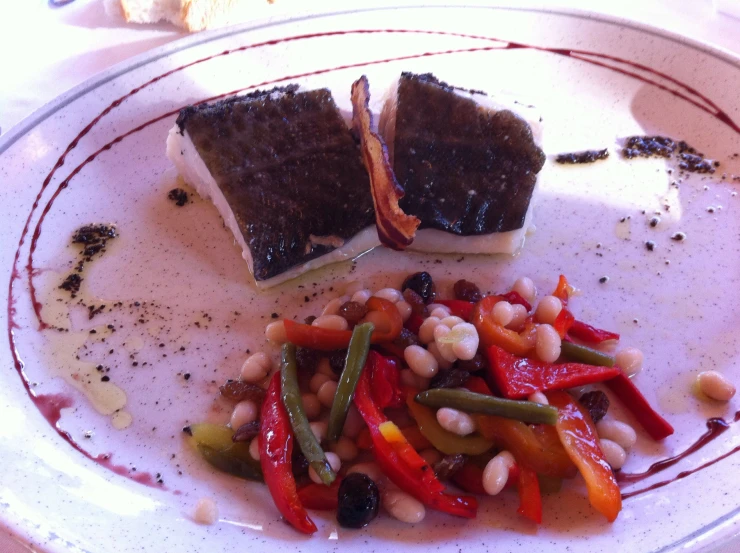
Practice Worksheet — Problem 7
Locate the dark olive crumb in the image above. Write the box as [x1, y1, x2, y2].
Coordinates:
[59, 273, 82, 297]
[270, 312, 279, 319]
[303, 315, 317, 325]
[183, 373, 191, 380]
[649, 217, 660, 227]
[599, 276, 609, 284]
[579, 391, 610, 423]
[167, 188, 189, 206]
[182, 426, 193, 435]
[101, 375, 110, 382]
[453, 279, 482, 302]
[402, 272, 436, 304]
[671, 232, 686, 241]
[555, 148, 609, 164]
[645, 241, 656, 251]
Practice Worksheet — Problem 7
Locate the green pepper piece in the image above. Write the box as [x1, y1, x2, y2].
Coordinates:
[406, 392, 494, 455]
[281, 342, 336, 485]
[188, 423, 263, 481]
[560, 341, 615, 367]
[327, 322, 374, 441]
[197, 444, 264, 481]
[415, 388, 559, 426]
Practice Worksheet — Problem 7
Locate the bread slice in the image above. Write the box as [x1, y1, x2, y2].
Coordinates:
[106, 0, 248, 32]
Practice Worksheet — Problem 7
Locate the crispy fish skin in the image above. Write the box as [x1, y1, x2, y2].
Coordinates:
[174, 86, 375, 283]
[391, 73, 546, 236]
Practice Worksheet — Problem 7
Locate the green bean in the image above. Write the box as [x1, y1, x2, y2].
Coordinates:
[560, 340, 615, 367]
[415, 388, 559, 425]
[281, 342, 336, 485]
[197, 444, 264, 481]
[327, 322, 374, 441]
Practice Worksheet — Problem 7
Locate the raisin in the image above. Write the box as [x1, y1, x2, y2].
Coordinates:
[295, 347, 322, 372]
[430, 369, 470, 390]
[232, 421, 260, 442]
[219, 381, 266, 404]
[453, 279, 482, 302]
[338, 301, 368, 325]
[579, 390, 610, 423]
[329, 349, 348, 374]
[456, 353, 487, 373]
[402, 288, 428, 316]
[401, 272, 436, 304]
[433, 454, 466, 480]
[392, 327, 421, 351]
[304, 315, 317, 325]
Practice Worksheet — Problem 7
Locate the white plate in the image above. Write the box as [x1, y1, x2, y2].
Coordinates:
[2, 6, 740, 553]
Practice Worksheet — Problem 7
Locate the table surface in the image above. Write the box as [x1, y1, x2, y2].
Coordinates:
[1, 1, 739, 551]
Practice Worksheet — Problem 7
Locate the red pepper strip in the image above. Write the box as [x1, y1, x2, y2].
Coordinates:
[552, 307, 575, 339]
[436, 300, 474, 321]
[545, 390, 622, 522]
[451, 462, 487, 495]
[379, 421, 443, 492]
[369, 351, 403, 409]
[569, 320, 620, 343]
[405, 313, 424, 335]
[499, 291, 532, 312]
[259, 373, 316, 534]
[516, 466, 542, 524]
[486, 345, 620, 399]
[356, 427, 372, 449]
[552, 275, 571, 306]
[606, 373, 674, 440]
[284, 297, 402, 351]
[297, 479, 342, 511]
[464, 375, 493, 395]
[353, 367, 478, 518]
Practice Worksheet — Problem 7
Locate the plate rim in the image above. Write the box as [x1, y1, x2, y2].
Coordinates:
[3, 4, 740, 552]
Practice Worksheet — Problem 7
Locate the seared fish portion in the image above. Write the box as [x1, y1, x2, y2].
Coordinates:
[166, 86, 378, 288]
[380, 73, 546, 254]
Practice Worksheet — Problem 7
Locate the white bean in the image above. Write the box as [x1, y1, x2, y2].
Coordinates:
[430, 306, 452, 319]
[512, 276, 536, 304]
[433, 325, 458, 363]
[301, 393, 322, 420]
[249, 436, 260, 460]
[507, 304, 529, 330]
[440, 316, 465, 329]
[427, 304, 450, 317]
[596, 419, 637, 449]
[426, 342, 453, 371]
[600, 438, 627, 470]
[347, 462, 385, 485]
[345, 281, 365, 296]
[312, 314, 349, 331]
[309, 421, 328, 443]
[482, 451, 515, 495]
[374, 288, 403, 303]
[322, 295, 350, 316]
[240, 352, 272, 382]
[331, 437, 359, 461]
[697, 371, 736, 401]
[616, 347, 644, 376]
[418, 317, 441, 344]
[265, 320, 287, 343]
[528, 391, 549, 405]
[419, 448, 443, 467]
[404, 345, 439, 378]
[436, 407, 476, 436]
[383, 490, 426, 523]
[536, 323, 562, 363]
[309, 452, 341, 484]
[492, 301, 514, 326]
[194, 498, 218, 525]
[396, 300, 413, 322]
[535, 295, 562, 325]
[351, 289, 372, 305]
[451, 322, 479, 361]
[317, 380, 338, 407]
[230, 400, 258, 429]
[309, 372, 331, 394]
[342, 405, 365, 438]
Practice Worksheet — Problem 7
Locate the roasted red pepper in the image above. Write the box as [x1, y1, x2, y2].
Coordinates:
[545, 390, 622, 522]
[353, 366, 478, 518]
[259, 373, 317, 534]
[472, 296, 536, 356]
[569, 320, 620, 343]
[516, 465, 542, 524]
[451, 461, 487, 495]
[486, 345, 620, 399]
[552, 307, 575, 339]
[284, 297, 402, 351]
[297, 479, 342, 511]
[369, 351, 403, 409]
[436, 299, 474, 321]
[606, 373, 674, 440]
[552, 275, 571, 305]
[405, 312, 424, 335]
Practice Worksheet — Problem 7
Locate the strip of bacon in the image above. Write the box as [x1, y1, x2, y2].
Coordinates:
[351, 75, 420, 250]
